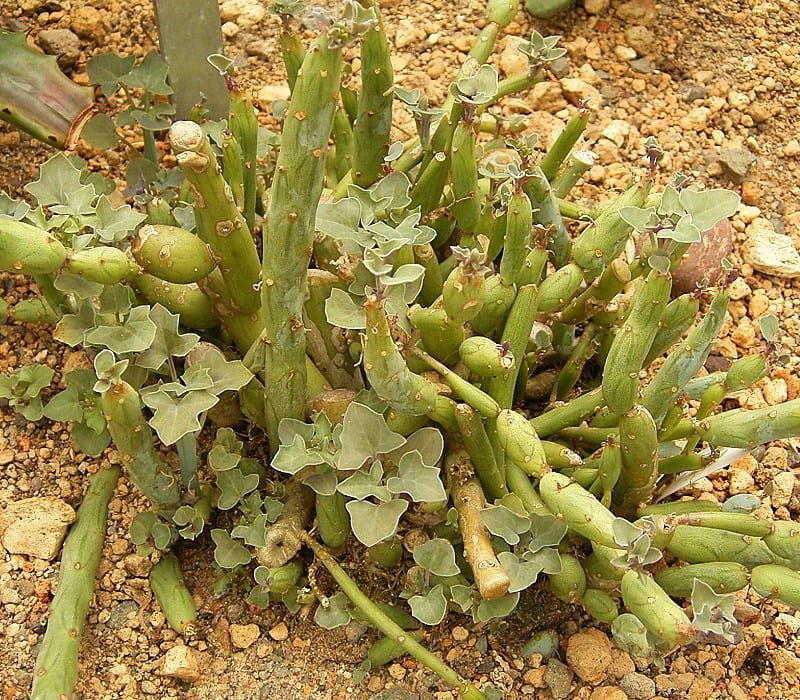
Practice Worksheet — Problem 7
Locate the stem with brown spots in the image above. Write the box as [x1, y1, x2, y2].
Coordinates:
[261, 32, 344, 447]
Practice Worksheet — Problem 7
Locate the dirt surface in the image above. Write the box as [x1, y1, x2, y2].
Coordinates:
[1, 0, 800, 698]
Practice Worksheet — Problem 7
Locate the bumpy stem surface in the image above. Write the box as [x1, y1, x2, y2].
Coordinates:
[257, 478, 315, 567]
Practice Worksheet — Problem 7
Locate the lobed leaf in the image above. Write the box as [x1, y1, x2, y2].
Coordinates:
[412, 538, 461, 578]
[346, 499, 408, 547]
[408, 584, 448, 625]
[211, 528, 252, 568]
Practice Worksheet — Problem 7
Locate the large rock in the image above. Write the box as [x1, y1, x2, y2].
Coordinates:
[0, 497, 76, 560]
[637, 219, 734, 296]
[742, 218, 800, 278]
[672, 218, 734, 294]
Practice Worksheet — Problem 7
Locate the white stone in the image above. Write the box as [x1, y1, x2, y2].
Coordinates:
[600, 119, 630, 147]
[742, 218, 800, 278]
[219, 0, 266, 27]
[614, 45, 637, 61]
[767, 472, 797, 508]
[0, 497, 76, 560]
[584, 0, 611, 14]
[162, 646, 202, 683]
[737, 205, 762, 223]
[559, 78, 603, 109]
[394, 18, 425, 48]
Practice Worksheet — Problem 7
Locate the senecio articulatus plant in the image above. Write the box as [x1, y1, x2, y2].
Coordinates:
[1, 1, 799, 698]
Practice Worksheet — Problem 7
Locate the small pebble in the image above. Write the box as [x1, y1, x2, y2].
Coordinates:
[229, 623, 261, 649]
[269, 622, 289, 641]
[544, 658, 574, 699]
[583, 0, 610, 14]
[629, 57, 653, 74]
[589, 687, 627, 700]
[451, 625, 469, 642]
[728, 469, 756, 495]
[678, 83, 707, 102]
[614, 45, 637, 61]
[767, 472, 797, 507]
[566, 629, 613, 684]
[784, 139, 800, 157]
[718, 148, 757, 183]
[620, 671, 657, 699]
[161, 645, 202, 682]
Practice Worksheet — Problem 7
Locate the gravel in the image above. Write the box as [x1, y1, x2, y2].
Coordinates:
[1, 0, 800, 698]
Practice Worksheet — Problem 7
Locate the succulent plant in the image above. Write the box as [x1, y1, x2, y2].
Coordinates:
[2, 1, 800, 698]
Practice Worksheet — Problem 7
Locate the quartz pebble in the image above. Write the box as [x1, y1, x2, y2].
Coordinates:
[161, 645, 202, 682]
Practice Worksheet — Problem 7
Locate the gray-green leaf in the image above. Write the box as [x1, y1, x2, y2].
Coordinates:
[412, 538, 460, 577]
[211, 528, 251, 568]
[337, 402, 405, 470]
[346, 499, 408, 547]
[408, 584, 448, 625]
